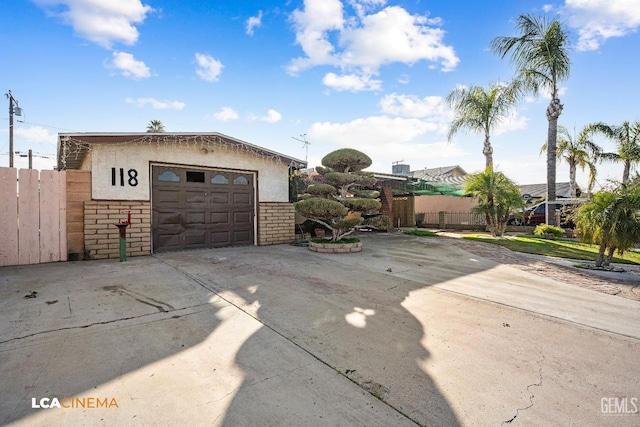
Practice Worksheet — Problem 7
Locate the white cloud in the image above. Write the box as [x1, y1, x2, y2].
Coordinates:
[125, 97, 185, 110]
[110, 51, 150, 79]
[246, 11, 263, 35]
[542, 4, 554, 12]
[379, 93, 451, 135]
[252, 109, 282, 123]
[348, 0, 387, 18]
[288, 1, 458, 91]
[397, 74, 410, 84]
[308, 115, 439, 147]
[34, 0, 152, 48]
[14, 126, 57, 145]
[322, 72, 382, 91]
[210, 107, 239, 121]
[195, 53, 224, 82]
[379, 93, 448, 118]
[289, 0, 345, 72]
[340, 6, 457, 70]
[493, 111, 531, 135]
[306, 115, 468, 172]
[563, 0, 640, 51]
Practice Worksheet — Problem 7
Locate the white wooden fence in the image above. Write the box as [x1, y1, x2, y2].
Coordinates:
[0, 167, 67, 266]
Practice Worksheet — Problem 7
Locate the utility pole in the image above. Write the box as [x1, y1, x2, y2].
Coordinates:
[6, 90, 21, 168]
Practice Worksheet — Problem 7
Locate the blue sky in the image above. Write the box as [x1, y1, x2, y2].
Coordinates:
[2, 0, 639, 187]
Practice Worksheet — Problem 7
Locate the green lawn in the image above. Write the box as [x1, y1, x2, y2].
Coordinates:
[461, 234, 640, 265]
[404, 229, 439, 237]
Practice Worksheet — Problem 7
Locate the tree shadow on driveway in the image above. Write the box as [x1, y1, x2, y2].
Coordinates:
[0, 232, 494, 425]
[161, 233, 497, 426]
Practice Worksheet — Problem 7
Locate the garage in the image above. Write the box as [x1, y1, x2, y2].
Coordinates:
[152, 165, 255, 252]
[57, 132, 305, 260]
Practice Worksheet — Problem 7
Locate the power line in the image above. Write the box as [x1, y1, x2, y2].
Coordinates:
[14, 151, 55, 159]
[15, 120, 79, 133]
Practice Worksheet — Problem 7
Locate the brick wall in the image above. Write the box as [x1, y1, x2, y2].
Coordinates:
[84, 201, 151, 260]
[258, 202, 296, 245]
[66, 171, 92, 260]
[380, 183, 393, 222]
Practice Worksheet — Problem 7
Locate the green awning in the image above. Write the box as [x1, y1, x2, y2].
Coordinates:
[411, 188, 466, 196]
[406, 179, 466, 197]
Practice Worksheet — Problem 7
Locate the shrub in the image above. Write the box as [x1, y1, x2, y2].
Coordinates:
[307, 183, 336, 197]
[344, 198, 381, 214]
[534, 224, 565, 239]
[364, 214, 392, 230]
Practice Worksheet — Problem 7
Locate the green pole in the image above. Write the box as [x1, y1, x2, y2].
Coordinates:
[116, 224, 128, 262]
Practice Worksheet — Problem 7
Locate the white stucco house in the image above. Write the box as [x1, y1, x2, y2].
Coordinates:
[57, 132, 306, 259]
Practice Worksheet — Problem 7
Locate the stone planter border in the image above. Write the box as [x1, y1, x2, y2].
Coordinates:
[308, 241, 362, 253]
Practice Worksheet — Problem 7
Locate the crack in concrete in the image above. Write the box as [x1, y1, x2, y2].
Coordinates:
[385, 278, 415, 292]
[245, 362, 314, 389]
[502, 353, 546, 425]
[0, 304, 212, 345]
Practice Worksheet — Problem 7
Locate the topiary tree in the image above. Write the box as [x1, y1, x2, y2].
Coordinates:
[295, 148, 392, 242]
[322, 148, 372, 172]
[306, 183, 336, 198]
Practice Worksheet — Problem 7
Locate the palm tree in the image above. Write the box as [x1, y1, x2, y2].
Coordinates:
[464, 167, 525, 237]
[146, 120, 165, 133]
[575, 184, 640, 267]
[586, 120, 640, 184]
[446, 81, 523, 170]
[575, 191, 616, 267]
[491, 14, 571, 225]
[541, 125, 601, 197]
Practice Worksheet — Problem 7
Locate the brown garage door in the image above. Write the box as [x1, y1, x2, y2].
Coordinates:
[152, 165, 255, 252]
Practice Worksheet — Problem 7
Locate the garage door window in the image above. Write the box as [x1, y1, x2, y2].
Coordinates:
[211, 174, 229, 184]
[158, 170, 180, 182]
[186, 171, 205, 182]
[234, 175, 249, 185]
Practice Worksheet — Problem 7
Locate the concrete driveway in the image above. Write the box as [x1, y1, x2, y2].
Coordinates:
[1, 233, 639, 426]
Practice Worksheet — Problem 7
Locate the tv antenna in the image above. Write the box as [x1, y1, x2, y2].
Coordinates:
[291, 134, 310, 163]
[392, 159, 404, 166]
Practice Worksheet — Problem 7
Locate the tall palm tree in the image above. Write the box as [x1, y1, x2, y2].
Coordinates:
[464, 167, 524, 237]
[541, 125, 601, 197]
[491, 14, 571, 225]
[146, 120, 165, 133]
[446, 81, 522, 170]
[586, 120, 640, 184]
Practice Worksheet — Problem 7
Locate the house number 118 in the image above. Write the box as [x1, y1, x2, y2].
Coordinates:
[111, 168, 139, 187]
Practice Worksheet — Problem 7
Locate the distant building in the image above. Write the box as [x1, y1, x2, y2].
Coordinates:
[519, 182, 579, 203]
[411, 165, 467, 185]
